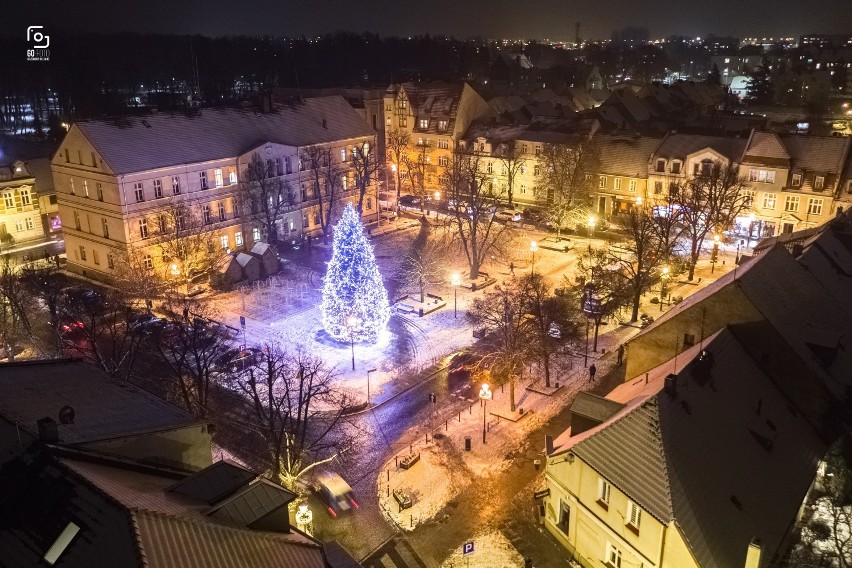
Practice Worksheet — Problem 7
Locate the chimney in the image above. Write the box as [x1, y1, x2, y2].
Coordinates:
[664, 374, 678, 397]
[791, 243, 804, 257]
[744, 538, 762, 568]
[545, 435, 554, 456]
[37, 417, 59, 443]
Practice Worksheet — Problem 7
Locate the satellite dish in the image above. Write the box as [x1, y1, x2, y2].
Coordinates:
[58, 405, 75, 425]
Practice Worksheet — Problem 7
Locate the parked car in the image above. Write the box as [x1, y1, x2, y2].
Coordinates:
[61, 286, 104, 311]
[58, 317, 86, 340]
[215, 346, 264, 374]
[448, 350, 481, 377]
[129, 312, 164, 334]
[494, 209, 522, 223]
[399, 195, 422, 208]
[316, 472, 359, 517]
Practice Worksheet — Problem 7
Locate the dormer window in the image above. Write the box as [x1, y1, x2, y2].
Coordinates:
[671, 161, 681, 174]
[792, 173, 802, 187]
[814, 175, 825, 190]
[419, 119, 429, 129]
[656, 159, 666, 173]
[438, 120, 448, 131]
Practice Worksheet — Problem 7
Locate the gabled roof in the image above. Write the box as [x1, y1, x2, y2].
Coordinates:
[653, 133, 747, 163]
[569, 392, 625, 423]
[594, 134, 663, 177]
[168, 460, 257, 504]
[742, 131, 790, 162]
[559, 329, 826, 568]
[779, 134, 850, 173]
[73, 96, 373, 175]
[0, 359, 198, 446]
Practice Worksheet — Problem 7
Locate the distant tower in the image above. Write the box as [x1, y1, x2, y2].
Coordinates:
[575, 22, 581, 47]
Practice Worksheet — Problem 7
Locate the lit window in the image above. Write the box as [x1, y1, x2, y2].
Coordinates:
[791, 173, 802, 187]
[438, 120, 448, 131]
[235, 231, 243, 247]
[69, 177, 75, 195]
[220, 235, 229, 249]
[762, 193, 776, 210]
[599, 176, 607, 188]
[172, 176, 181, 195]
[342, 176, 348, 191]
[139, 218, 149, 239]
[143, 254, 153, 270]
[214, 168, 223, 188]
[784, 195, 799, 212]
[814, 176, 825, 190]
[341, 148, 347, 163]
[808, 198, 823, 216]
[419, 119, 429, 129]
[252, 227, 261, 242]
[83, 180, 89, 198]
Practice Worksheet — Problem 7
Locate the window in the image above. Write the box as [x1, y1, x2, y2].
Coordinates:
[791, 173, 802, 187]
[172, 176, 181, 195]
[763, 193, 776, 210]
[814, 175, 825, 190]
[134, 182, 144, 202]
[77, 149, 83, 164]
[597, 478, 611, 506]
[599, 176, 607, 188]
[438, 139, 449, 150]
[235, 231, 243, 247]
[847, 180, 852, 194]
[218, 202, 225, 220]
[266, 159, 275, 177]
[301, 185, 307, 201]
[487, 162, 494, 174]
[92, 250, 100, 266]
[69, 177, 75, 195]
[341, 149, 347, 163]
[397, 98, 407, 109]
[107, 253, 115, 269]
[275, 159, 284, 177]
[252, 227, 261, 242]
[314, 211, 321, 225]
[199, 171, 208, 189]
[419, 119, 429, 129]
[520, 184, 527, 194]
[626, 501, 642, 530]
[534, 165, 541, 176]
[656, 159, 666, 173]
[784, 195, 799, 212]
[21, 189, 32, 206]
[79, 246, 86, 261]
[614, 178, 622, 190]
[139, 218, 149, 239]
[654, 181, 663, 194]
[14, 219, 23, 232]
[628, 179, 637, 192]
[438, 120, 448, 131]
[342, 176, 348, 191]
[3, 192, 14, 209]
[742, 190, 755, 207]
[285, 157, 293, 175]
[220, 235, 229, 250]
[83, 180, 89, 198]
[143, 254, 153, 270]
[303, 214, 310, 228]
[521, 144, 528, 154]
[683, 333, 696, 348]
[73, 211, 81, 231]
[367, 197, 373, 210]
[438, 156, 448, 167]
[749, 169, 776, 183]
[91, 152, 97, 167]
[102, 218, 109, 239]
[399, 117, 407, 128]
[671, 161, 681, 174]
[386, 117, 391, 127]
[808, 198, 823, 216]
[24, 217, 33, 230]
[97, 183, 104, 201]
[214, 168, 223, 188]
[605, 543, 622, 568]
[557, 501, 570, 534]
[153, 179, 163, 198]
[534, 147, 541, 156]
[203, 204, 212, 224]
[64, 149, 70, 163]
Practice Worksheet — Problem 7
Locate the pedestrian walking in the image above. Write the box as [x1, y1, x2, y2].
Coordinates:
[509, 262, 515, 275]
[589, 364, 597, 383]
[617, 344, 624, 366]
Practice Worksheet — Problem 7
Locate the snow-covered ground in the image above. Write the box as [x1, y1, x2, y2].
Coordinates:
[439, 530, 525, 568]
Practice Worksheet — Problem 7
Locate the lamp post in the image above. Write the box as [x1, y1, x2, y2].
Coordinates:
[711, 234, 720, 274]
[434, 191, 441, 217]
[529, 241, 538, 275]
[479, 383, 492, 444]
[366, 368, 377, 405]
[735, 239, 744, 264]
[295, 503, 313, 535]
[587, 215, 597, 247]
[345, 315, 358, 371]
[659, 265, 670, 312]
[451, 273, 461, 318]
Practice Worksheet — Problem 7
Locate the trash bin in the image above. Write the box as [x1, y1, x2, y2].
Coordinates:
[464, 436, 471, 451]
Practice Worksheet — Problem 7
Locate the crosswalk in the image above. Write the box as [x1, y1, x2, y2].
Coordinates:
[362, 537, 428, 568]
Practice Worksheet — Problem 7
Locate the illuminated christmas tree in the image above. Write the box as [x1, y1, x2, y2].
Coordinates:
[321, 203, 391, 342]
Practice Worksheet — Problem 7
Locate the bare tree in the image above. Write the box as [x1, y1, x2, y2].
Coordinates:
[303, 145, 344, 240]
[231, 344, 359, 491]
[537, 140, 598, 237]
[0, 257, 34, 361]
[351, 136, 381, 215]
[153, 199, 215, 291]
[400, 219, 450, 303]
[19, 262, 68, 354]
[519, 273, 579, 387]
[385, 128, 410, 210]
[495, 142, 527, 209]
[673, 161, 751, 280]
[576, 247, 635, 346]
[444, 149, 508, 280]
[403, 143, 430, 210]
[238, 152, 293, 246]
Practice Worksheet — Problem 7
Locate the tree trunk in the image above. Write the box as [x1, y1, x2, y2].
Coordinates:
[510, 376, 516, 412]
[687, 241, 699, 280]
[631, 289, 641, 322]
[593, 316, 601, 352]
[469, 259, 480, 281]
[542, 351, 551, 388]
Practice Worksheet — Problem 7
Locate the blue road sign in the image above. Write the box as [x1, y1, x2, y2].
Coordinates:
[463, 541, 474, 555]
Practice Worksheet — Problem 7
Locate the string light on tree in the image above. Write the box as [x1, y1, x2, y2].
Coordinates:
[321, 203, 391, 343]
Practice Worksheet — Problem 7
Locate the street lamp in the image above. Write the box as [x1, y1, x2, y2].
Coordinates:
[736, 239, 745, 264]
[635, 196, 643, 206]
[711, 234, 720, 274]
[433, 191, 441, 217]
[587, 215, 597, 243]
[479, 383, 492, 444]
[295, 503, 313, 535]
[529, 241, 538, 275]
[345, 315, 358, 371]
[659, 265, 670, 312]
[451, 273, 461, 318]
[366, 368, 377, 405]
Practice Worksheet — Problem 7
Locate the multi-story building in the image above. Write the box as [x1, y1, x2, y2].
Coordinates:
[51, 96, 376, 283]
[0, 160, 46, 247]
[739, 131, 850, 236]
[384, 82, 494, 198]
[591, 134, 664, 217]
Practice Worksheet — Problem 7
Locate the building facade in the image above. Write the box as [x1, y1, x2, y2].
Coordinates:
[0, 160, 47, 247]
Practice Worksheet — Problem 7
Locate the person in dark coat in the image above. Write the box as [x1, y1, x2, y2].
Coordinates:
[589, 364, 597, 383]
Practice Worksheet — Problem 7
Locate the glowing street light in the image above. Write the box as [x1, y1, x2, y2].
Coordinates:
[451, 273, 461, 318]
[345, 315, 359, 371]
[635, 196, 643, 206]
[529, 241, 538, 275]
[479, 383, 492, 444]
[295, 503, 313, 535]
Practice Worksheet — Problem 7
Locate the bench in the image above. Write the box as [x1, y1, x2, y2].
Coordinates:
[393, 489, 413, 510]
[399, 452, 420, 470]
[396, 303, 415, 314]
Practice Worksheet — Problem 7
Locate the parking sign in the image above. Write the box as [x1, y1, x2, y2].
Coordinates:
[463, 541, 474, 555]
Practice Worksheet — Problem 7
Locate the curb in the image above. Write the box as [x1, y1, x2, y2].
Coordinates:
[343, 365, 449, 417]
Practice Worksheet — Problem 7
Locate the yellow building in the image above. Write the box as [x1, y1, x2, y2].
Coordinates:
[51, 96, 375, 283]
[0, 160, 47, 247]
[543, 327, 828, 568]
[591, 134, 664, 217]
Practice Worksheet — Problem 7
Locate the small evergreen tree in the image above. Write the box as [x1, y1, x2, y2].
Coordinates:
[321, 203, 390, 342]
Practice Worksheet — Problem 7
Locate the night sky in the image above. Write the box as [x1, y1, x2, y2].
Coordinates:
[5, 0, 851, 40]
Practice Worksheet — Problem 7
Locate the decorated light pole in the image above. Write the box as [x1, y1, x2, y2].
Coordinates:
[529, 241, 538, 275]
[295, 503, 313, 535]
[479, 383, 492, 444]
